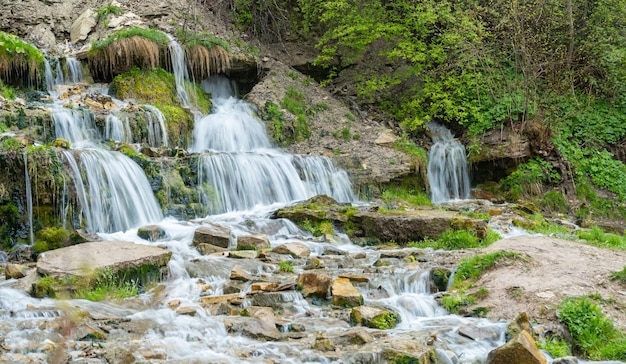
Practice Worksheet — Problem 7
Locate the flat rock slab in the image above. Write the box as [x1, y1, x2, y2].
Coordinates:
[37, 241, 172, 280]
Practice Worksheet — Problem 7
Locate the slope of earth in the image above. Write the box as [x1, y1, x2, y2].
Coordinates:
[474, 236, 626, 330]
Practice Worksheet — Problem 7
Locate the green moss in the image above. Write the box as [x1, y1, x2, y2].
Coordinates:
[91, 27, 169, 50]
[153, 103, 194, 148]
[381, 185, 431, 208]
[370, 312, 400, 330]
[33, 227, 70, 253]
[0, 32, 45, 86]
[300, 219, 334, 237]
[279, 260, 294, 272]
[111, 67, 178, 105]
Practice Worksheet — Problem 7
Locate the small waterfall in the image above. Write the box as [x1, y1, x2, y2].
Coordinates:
[142, 105, 169, 147]
[43, 58, 55, 93]
[54, 60, 64, 85]
[66, 57, 84, 83]
[167, 35, 191, 106]
[23, 151, 34, 245]
[63, 149, 162, 233]
[427, 122, 470, 204]
[105, 114, 131, 142]
[51, 107, 98, 147]
[193, 76, 355, 213]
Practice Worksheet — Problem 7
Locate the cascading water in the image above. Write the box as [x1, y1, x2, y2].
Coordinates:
[192, 76, 355, 213]
[23, 151, 34, 245]
[142, 105, 169, 147]
[104, 114, 132, 142]
[427, 122, 471, 203]
[66, 57, 84, 83]
[167, 34, 191, 106]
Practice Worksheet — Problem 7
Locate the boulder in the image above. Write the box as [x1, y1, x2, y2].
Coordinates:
[331, 277, 363, 307]
[230, 265, 252, 281]
[228, 250, 258, 259]
[242, 306, 281, 341]
[351, 306, 400, 330]
[272, 242, 311, 258]
[486, 331, 547, 364]
[236, 234, 270, 250]
[193, 223, 231, 248]
[70, 9, 96, 43]
[374, 130, 399, 145]
[5, 263, 27, 279]
[36, 241, 171, 281]
[251, 291, 300, 309]
[137, 225, 167, 242]
[296, 272, 331, 299]
[196, 243, 227, 255]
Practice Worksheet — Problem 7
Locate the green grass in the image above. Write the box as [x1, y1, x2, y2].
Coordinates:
[300, 219, 334, 237]
[558, 296, 626, 360]
[381, 185, 431, 207]
[408, 228, 502, 250]
[95, 5, 122, 25]
[278, 260, 294, 273]
[610, 266, 626, 284]
[537, 337, 572, 358]
[92, 27, 169, 50]
[577, 226, 626, 249]
[176, 28, 231, 51]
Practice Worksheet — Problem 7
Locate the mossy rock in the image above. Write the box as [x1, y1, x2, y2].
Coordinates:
[351, 306, 400, 330]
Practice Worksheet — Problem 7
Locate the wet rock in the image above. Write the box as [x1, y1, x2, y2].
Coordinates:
[195, 243, 227, 255]
[228, 250, 258, 259]
[339, 273, 369, 283]
[200, 293, 246, 305]
[304, 257, 325, 269]
[242, 306, 281, 341]
[430, 267, 452, 293]
[5, 263, 27, 279]
[272, 242, 311, 258]
[351, 306, 400, 330]
[223, 281, 246, 294]
[330, 327, 374, 346]
[193, 223, 232, 248]
[35, 240, 171, 283]
[252, 291, 300, 309]
[486, 331, 547, 364]
[237, 234, 270, 250]
[230, 265, 253, 281]
[137, 225, 167, 242]
[175, 307, 197, 316]
[313, 333, 336, 351]
[296, 272, 331, 299]
[331, 277, 363, 307]
[552, 357, 579, 364]
[251, 282, 279, 292]
[167, 299, 181, 309]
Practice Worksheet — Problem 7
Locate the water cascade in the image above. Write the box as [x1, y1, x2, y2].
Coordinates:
[192, 77, 355, 213]
[142, 105, 169, 147]
[66, 57, 84, 83]
[43, 57, 56, 93]
[23, 151, 34, 245]
[427, 122, 471, 203]
[167, 35, 191, 106]
[105, 114, 132, 142]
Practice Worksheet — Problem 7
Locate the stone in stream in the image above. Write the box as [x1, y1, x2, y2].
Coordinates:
[296, 272, 331, 299]
[351, 306, 400, 330]
[272, 242, 311, 258]
[34, 241, 171, 298]
[230, 265, 253, 281]
[192, 223, 232, 248]
[331, 277, 363, 307]
[137, 224, 168, 242]
[5, 263, 27, 279]
[241, 306, 282, 341]
[236, 234, 270, 250]
[195, 243, 227, 255]
[486, 330, 547, 364]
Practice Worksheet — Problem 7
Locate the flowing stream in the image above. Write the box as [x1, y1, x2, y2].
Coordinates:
[0, 48, 543, 363]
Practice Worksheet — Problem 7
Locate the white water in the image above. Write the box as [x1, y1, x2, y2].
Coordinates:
[167, 34, 192, 106]
[427, 122, 471, 204]
[23, 151, 34, 245]
[105, 113, 132, 142]
[142, 105, 169, 147]
[66, 57, 84, 83]
[193, 76, 355, 213]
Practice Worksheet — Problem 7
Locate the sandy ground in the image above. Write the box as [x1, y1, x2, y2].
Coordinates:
[469, 235, 626, 329]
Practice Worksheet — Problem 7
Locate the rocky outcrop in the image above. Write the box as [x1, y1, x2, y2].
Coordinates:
[36, 241, 171, 281]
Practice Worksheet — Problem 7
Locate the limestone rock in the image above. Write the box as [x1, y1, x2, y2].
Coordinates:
[196, 243, 227, 255]
[374, 130, 399, 145]
[230, 265, 252, 281]
[351, 306, 400, 330]
[70, 9, 96, 43]
[242, 306, 281, 341]
[36, 241, 171, 281]
[251, 291, 299, 309]
[272, 242, 311, 258]
[331, 277, 363, 307]
[200, 293, 245, 305]
[228, 250, 258, 259]
[107, 12, 143, 29]
[137, 225, 167, 242]
[193, 223, 231, 248]
[5, 263, 27, 279]
[486, 331, 547, 364]
[296, 272, 331, 299]
[237, 234, 270, 251]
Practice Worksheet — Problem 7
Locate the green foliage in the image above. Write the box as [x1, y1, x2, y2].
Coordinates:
[381, 185, 431, 208]
[280, 87, 312, 141]
[453, 251, 524, 288]
[176, 28, 231, 51]
[300, 219, 334, 237]
[408, 229, 501, 250]
[370, 312, 399, 330]
[576, 226, 626, 250]
[77, 267, 140, 301]
[34, 227, 70, 253]
[0, 82, 16, 100]
[0, 137, 22, 150]
[261, 101, 290, 146]
[501, 158, 559, 201]
[558, 297, 626, 360]
[92, 27, 169, 50]
[278, 260, 294, 273]
[537, 337, 572, 358]
[95, 5, 122, 25]
[111, 67, 177, 104]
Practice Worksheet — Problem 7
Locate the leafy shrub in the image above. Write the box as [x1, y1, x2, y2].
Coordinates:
[558, 297, 626, 359]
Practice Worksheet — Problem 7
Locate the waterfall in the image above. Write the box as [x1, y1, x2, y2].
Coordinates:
[43, 58, 55, 93]
[55, 60, 64, 85]
[66, 57, 84, 83]
[142, 105, 169, 147]
[167, 35, 191, 106]
[50, 105, 163, 233]
[63, 149, 162, 233]
[105, 114, 131, 142]
[193, 76, 355, 213]
[427, 122, 470, 204]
